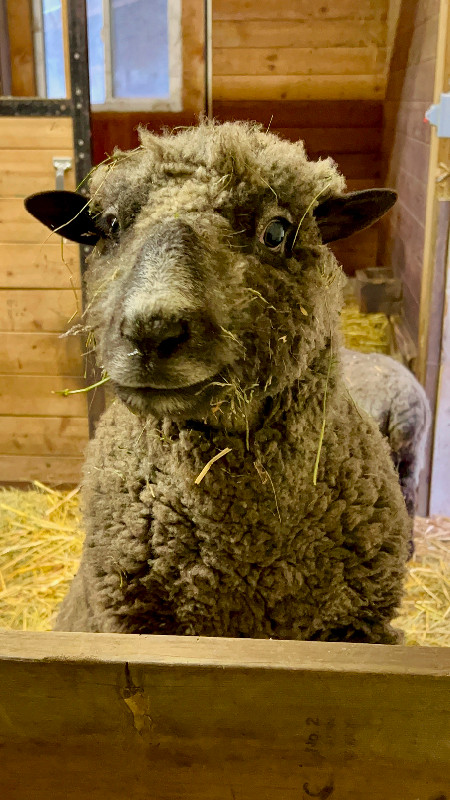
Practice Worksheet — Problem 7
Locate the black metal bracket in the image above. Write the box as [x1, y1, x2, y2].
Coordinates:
[0, 98, 73, 116]
[67, 0, 106, 435]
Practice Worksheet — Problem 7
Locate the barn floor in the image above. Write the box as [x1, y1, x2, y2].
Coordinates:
[0, 484, 449, 646]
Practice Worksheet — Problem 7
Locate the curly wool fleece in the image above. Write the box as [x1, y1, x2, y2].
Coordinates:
[55, 122, 410, 642]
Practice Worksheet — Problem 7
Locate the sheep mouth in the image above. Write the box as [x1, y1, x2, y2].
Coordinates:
[112, 375, 219, 403]
[112, 376, 220, 414]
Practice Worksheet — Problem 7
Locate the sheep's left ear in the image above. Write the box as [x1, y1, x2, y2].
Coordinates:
[24, 190, 100, 244]
[314, 189, 397, 243]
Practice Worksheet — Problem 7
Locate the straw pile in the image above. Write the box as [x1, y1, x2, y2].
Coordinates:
[1, 486, 449, 645]
[340, 301, 392, 354]
[393, 516, 450, 647]
[0, 483, 83, 631]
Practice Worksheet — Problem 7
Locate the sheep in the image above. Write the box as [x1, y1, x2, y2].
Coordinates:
[25, 121, 411, 643]
[341, 348, 430, 518]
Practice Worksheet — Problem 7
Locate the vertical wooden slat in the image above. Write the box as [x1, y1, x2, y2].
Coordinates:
[5, 0, 37, 97]
[417, 0, 450, 384]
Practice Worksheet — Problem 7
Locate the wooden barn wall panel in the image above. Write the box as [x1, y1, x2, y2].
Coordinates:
[0, 289, 82, 333]
[0, 116, 88, 484]
[0, 117, 73, 150]
[0, 455, 85, 485]
[212, 0, 388, 102]
[0, 376, 89, 417]
[379, 0, 439, 345]
[0, 333, 85, 377]
[0, 244, 81, 289]
[0, 416, 89, 458]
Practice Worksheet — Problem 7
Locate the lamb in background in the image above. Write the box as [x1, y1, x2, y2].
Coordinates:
[342, 348, 430, 517]
[26, 121, 411, 643]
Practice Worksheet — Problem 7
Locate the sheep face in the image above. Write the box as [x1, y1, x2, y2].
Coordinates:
[85, 181, 341, 427]
[25, 122, 396, 430]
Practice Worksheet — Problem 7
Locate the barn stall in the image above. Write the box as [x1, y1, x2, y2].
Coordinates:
[0, 0, 449, 797]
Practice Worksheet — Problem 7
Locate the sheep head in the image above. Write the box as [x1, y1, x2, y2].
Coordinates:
[25, 122, 396, 430]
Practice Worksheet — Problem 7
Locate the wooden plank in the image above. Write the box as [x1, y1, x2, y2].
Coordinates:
[0, 375, 89, 416]
[0, 243, 81, 289]
[417, 0, 450, 383]
[0, 632, 448, 799]
[91, 111, 198, 165]
[213, 74, 385, 101]
[331, 227, 379, 274]
[387, 58, 437, 102]
[0, 117, 73, 150]
[5, 0, 36, 96]
[321, 153, 381, 179]
[212, 20, 387, 49]
[213, 47, 386, 77]
[273, 127, 381, 153]
[0, 149, 76, 197]
[212, 0, 388, 21]
[212, 99, 384, 128]
[0, 333, 85, 376]
[0, 415, 88, 456]
[0, 198, 68, 244]
[181, 0, 205, 113]
[383, 99, 432, 144]
[0, 289, 83, 333]
[0, 454, 83, 484]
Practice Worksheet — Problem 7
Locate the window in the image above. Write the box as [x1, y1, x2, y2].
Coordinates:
[34, 0, 182, 110]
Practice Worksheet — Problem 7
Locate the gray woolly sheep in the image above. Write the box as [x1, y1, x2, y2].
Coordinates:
[342, 348, 430, 518]
[26, 121, 411, 643]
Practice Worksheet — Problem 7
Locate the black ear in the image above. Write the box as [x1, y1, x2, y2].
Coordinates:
[314, 189, 397, 243]
[24, 190, 100, 244]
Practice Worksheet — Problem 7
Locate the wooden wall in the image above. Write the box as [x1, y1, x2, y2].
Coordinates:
[211, 0, 390, 275]
[378, 0, 440, 343]
[0, 117, 89, 485]
[212, 0, 388, 102]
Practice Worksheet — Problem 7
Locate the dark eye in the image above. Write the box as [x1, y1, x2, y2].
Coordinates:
[262, 218, 291, 250]
[103, 212, 120, 237]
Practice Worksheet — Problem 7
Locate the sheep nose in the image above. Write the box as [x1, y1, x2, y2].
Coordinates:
[120, 314, 190, 359]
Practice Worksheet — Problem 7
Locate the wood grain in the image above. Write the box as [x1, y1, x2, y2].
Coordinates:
[213, 47, 386, 77]
[272, 127, 381, 154]
[5, 0, 36, 96]
[0, 415, 88, 456]
[0, 375, 89, 416]
[0, 632, 448, 799]
[0, 454, 83, 484]
[0, 244, 81, 289]
[212, 99, 384, 128]
[213, 74, 385, 101]
[181, 0, 205, 113]
[0, 198, 70, 244]
[213, 20, 387, 49]
[0, 289, 83, 332]
[212, 0, 388, 21]
[0, 149, 76, 196]
[0, 117, 73, 149]
[0, 333, 85, 376]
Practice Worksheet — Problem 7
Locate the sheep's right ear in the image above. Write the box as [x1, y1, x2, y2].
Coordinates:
[313, 189, 397, 243]
[24, 190, 100, 244]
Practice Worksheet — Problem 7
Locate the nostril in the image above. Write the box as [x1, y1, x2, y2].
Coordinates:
[120, 313, 190, 358]
[156, 320, 190, 359]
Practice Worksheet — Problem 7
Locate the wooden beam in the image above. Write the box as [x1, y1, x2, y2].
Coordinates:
[0, 632, 448, 799]
[417, 0, 450, 383]
[5, 0, 36, 96]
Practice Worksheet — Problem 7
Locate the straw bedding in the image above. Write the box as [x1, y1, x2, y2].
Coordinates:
[0, 484, 448, 645]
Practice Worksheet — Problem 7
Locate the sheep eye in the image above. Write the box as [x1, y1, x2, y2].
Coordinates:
[103, 212, 120, 237]
[262, 218, 291, 250]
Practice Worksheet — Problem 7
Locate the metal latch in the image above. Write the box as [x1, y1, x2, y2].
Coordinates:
[425, 92, 450, 138]
[52, 157, 72, 190]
